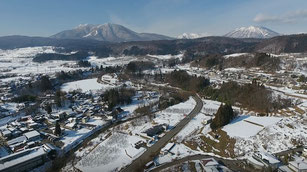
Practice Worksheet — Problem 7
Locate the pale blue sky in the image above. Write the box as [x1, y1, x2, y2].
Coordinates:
[0, 0, 306, 37]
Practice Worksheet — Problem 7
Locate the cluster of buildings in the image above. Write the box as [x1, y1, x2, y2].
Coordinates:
[0, 114, 57, 172]
[0, 91, 112, 171]
[248, 149, 307, 172]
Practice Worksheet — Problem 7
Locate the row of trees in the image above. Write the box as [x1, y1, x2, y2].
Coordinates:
[102, 88, 136, 111]
[202, 80, 292, 113]
[33, 51, 89, 62]
[126, 61, 155, 73]
[192, 53, 281, 71]
[165, 70, 210, 92]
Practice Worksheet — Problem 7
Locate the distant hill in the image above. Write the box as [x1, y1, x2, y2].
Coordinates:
[51, 23, 173, 42]
[0, 35, 260, 56]
[1, 34, 307, 58]
[225, 26, 280, 39]
[0, 35, 106, 50]
[255, 34, 307, 53]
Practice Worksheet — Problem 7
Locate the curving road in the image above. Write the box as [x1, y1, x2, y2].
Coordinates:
[121, 95, 203, 172]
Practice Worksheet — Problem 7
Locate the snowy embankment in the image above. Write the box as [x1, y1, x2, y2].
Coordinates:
[75, 132, 146, 172]
[175, 99, 220, 142]
[268, 85, 307, 99]
[61, 120, 109, 153]
[154, 97, 196, 127]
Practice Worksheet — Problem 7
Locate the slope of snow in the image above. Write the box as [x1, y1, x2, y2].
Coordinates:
[224, 26, 280, 39]
[223, 53, 249, 59]
[0, 46, 56, 58]
[0, 46, 86, 76]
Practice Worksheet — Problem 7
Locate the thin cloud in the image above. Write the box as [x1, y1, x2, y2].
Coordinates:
[254, 9, 307, 23]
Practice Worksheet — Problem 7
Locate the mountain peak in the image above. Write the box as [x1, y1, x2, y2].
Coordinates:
[225, 26, 280, 39]
[177, 33, 210, 39]
[51, 23, 173, 42]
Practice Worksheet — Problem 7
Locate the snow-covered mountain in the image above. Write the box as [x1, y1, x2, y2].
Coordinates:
[51, 23, 173, 42]
[224, 26, 280, 39]
[177, 33, 209, 39]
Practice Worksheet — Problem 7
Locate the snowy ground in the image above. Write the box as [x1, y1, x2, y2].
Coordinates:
[268, 85, 307, 99]
[118, 91, 160, 119]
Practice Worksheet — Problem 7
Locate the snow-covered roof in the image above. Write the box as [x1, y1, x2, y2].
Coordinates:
[289, 160, 307, 170]
[257, 151, 280, 164]
[0, 147, 46, 171]
[278, 165, 293, 172]
[7, 136, 27, 146]
[24, 130, 40, 140]
[161, 143, 174, 152]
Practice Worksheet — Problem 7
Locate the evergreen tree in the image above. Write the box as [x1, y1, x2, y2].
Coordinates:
[40, 75, 53, 92]
[45, 104, 52, 114]
[55, 90, 63, 107]
[54, 120, 62, 136]
[210, 103, 235, 130]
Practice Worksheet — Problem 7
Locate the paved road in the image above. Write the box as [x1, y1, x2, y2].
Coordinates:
[274, 147, 304, 156]
[150, 154, 246, 172]
[121, 95, 203, 172]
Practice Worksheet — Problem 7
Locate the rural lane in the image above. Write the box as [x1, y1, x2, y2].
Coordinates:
[121, 94, 203, 172]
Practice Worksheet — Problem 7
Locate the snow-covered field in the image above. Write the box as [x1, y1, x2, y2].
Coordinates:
[234, 116, 307, 156]
[222, 115, 281, 138]
[0, 46, 56, 58]
[154, 97, 196, 127]
[87, 56, 137, 67]
[61, 78, 115, 93]
[0, 46, 84, 79]
[147, 53, 184, 60]
[76, 132, 146, 172]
